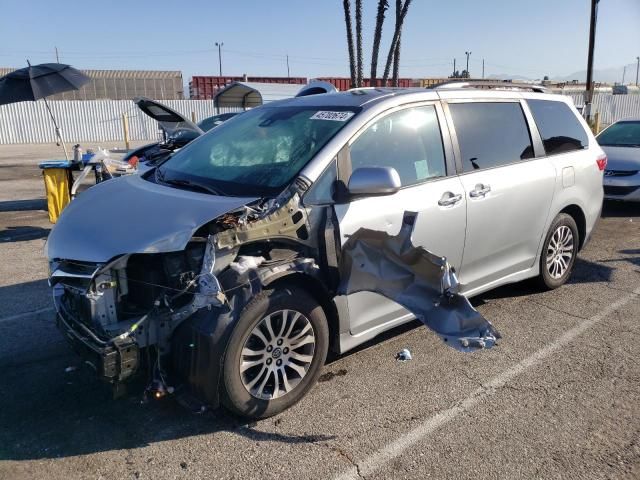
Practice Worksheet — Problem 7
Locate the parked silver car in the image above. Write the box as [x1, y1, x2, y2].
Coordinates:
[597, 118, 640, 202]
[46, 85, 604, 418]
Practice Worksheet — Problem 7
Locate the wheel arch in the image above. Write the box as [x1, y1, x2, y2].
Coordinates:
[265, 272, 340, 354]
[558, 204, 587, 250]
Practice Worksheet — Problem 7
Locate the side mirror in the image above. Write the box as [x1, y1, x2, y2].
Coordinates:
[347, 166, 401, 198]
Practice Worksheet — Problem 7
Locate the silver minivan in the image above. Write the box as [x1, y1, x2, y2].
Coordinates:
[46, 84, 605, 418]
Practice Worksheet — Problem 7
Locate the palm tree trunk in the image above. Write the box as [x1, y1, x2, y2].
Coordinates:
[392, 32, 401, 86]
[343, 0, 357, 88]
[382, 0, 412, 85]
[355, 0, 363, 87]
[370, 0, 388, 88]
[392, 0, 401, 87]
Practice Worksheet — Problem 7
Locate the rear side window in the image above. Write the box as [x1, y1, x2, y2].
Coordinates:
[527, 99, 589, 155]
[449, 102, 534, 173]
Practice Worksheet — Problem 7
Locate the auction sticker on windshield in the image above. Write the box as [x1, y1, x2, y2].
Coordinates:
[310, 111, 355, 121]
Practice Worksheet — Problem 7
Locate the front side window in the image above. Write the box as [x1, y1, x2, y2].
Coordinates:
[449, 102, 534, 173]
[527, 99, 589, 155]
[349, 105, 447, 187]
[597, 121, 640, 147]
[158, 106, 358, 197]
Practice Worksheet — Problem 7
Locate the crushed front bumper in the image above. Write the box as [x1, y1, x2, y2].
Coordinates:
[56, 308, 139, 383]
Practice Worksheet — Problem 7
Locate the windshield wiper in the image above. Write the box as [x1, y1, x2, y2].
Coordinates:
[155, 167, 165, 183]
[162, 178, 222, 195]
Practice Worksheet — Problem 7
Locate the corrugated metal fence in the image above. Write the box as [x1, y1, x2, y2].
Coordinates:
[1, 94, 639, 145]
[565, 93, 640, 127]
[0, 100, 239, 145]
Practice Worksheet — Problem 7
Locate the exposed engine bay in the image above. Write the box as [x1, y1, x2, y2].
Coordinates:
[49, 178, 498, 404]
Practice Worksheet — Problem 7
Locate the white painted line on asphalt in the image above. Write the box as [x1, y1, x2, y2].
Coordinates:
[334, 288, 640, 480]
[0, 307, 54, 324]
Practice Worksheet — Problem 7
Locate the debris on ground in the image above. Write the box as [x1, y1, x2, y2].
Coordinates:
[395, 349, 413, 362]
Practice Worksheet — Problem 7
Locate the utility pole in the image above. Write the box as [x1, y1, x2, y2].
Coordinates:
[622, 65, 626, 85]
[286, 54, 290, 80]
[636, 56, 639, 86]
[465, 51, 472, 78]
[215, 42, 224, 77]
[585, 0, 599, 119]
[453, 58, 456, 77]
[482, 59, 485, 79]
[55, 46, 59, 63]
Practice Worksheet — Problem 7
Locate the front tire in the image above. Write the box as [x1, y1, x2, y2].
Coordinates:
[536, 213, 579, 290]
[221, 286, 329, 419]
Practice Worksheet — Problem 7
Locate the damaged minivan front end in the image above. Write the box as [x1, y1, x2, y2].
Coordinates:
[46, 95, 499, 417]
[46, 171, 325, 403]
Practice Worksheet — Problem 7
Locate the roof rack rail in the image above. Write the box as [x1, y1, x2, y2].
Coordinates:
[428, 80, 549, 93]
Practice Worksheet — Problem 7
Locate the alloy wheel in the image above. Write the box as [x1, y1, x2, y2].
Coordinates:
[239, 309, 316, 400]
[546, 225, 574, 279]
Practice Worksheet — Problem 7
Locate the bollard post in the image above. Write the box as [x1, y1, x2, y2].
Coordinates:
[191, 111, 196, 123]
[593, 112, 601, 135]
[122, 112, 130, 150]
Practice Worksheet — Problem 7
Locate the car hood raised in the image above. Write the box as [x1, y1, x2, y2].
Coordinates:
[601, 145, 640, 171]
[45, 174, 257, 263]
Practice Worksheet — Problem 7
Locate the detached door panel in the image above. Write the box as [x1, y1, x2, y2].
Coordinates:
[447, 101, 556, 292]
[334, 104, 467, 335]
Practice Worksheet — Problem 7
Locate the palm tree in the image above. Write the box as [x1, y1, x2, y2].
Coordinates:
[370, 0, 389, 88]
[343, 0, 357, 88]
[382, 0, 412, 86]
[355, 0, 363, 87]
[392, 0, 402, 86]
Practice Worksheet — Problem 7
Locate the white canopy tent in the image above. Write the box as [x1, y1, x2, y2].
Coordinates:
[214, 82, 304, 110]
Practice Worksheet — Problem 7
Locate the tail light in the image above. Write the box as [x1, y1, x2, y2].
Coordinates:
[596, 154, 607, 171]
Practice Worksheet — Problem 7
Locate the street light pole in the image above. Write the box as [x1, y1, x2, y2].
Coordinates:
[585, 0, 599, 119]
[465, 51, 471, 78]
[286, 54, 290, 80]
[215, 42, 224, 77]
[636, 56, 639, 86]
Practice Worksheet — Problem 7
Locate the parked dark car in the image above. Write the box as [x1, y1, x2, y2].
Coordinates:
[597, 118, 640, 202]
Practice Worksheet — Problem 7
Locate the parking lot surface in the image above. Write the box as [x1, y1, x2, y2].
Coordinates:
[0, 144, 639, 480]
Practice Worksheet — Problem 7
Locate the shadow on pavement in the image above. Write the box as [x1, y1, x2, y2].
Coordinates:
[0, 279, 334, 462]
[0, 225, 50, 243]
[0, 360, 335, 462]
[0, 198, 46, 212]
[601, 200, 639, 219]
[599, 249, 640, 268]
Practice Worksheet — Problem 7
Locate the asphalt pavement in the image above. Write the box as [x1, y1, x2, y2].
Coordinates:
[0, 143, 639, 480]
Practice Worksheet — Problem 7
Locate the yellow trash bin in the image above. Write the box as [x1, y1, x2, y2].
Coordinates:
[39, 161, 74, 223]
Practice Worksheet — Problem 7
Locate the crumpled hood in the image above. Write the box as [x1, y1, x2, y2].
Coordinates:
[601, 146, 640, 171]
[45, 174, 257, 263]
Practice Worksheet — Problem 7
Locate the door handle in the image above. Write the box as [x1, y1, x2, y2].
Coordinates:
[438, 192, 463, 206]
[469, 183, 491, 198]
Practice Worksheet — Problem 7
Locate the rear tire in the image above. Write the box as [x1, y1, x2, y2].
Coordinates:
[535, 213, 579, 290]
[221, 286, 328, 419]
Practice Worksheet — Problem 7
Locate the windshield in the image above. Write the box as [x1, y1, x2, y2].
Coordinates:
[158, 105, 359, 196]
[597, 121, 640, 147]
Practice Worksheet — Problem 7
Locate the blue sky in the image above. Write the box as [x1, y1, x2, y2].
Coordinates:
[1, 0, 639, 82]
